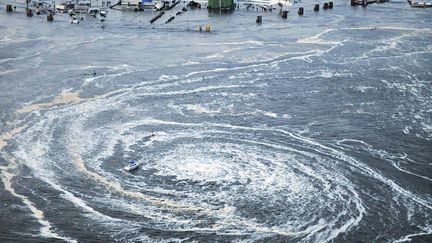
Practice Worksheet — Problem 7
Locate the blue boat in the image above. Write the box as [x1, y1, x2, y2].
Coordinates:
[124, 160, 139, 171]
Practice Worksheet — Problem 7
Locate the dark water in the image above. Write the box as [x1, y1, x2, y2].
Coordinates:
[0, 1, 431, 242]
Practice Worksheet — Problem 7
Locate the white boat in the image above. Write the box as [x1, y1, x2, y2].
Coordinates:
[100, 9, 108, 17]
[154, 1, 165, 10]
[124, 160, 139, 171]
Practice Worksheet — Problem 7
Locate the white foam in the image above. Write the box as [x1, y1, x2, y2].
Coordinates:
[393, 225, 432, 243]
[205, 53, 224, 59]
[282, 114, 292, 119]
[198, 40, 265, 46]
[403, 126, 411, 135]
[357, 86, 377, 93]
[0, 164, 76, 242]
[6, 69, 430, 241]
[255, 109, 278, 118]
[182, 61, 200, 65]
[184, 104, 222, 115]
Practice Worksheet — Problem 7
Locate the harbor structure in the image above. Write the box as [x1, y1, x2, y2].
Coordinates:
[208, 0, 235, 11]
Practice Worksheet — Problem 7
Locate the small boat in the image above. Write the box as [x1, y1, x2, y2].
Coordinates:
[88, 7, 99, 17]
[100, 9, 108, 17]
[154, 1, 165, 11]
[124, 160, 139, 171]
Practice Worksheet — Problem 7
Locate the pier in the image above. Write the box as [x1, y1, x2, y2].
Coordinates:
[1, 0, 428, 27]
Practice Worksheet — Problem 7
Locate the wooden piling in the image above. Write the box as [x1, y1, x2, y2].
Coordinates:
[47, 13, 54, 21]
[323, 2, 329, 9]
[282, 10, 288, 19]
[256, 15, 262, 23]
[298, 7, 304, 15]
[26, 8, 33, 17]
[165, 16, 175, 24]
[329, 1, 334, 8]
[314, 4, 319, 11]
[6, 4, 13, 12]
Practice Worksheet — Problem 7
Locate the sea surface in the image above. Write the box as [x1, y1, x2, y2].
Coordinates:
[0, 1, 431, 242]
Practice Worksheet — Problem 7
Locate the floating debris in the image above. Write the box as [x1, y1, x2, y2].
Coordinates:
[187, 0, 201, 8]
[56, 1, 75, 13]
[351, 0, 389, 6]
[407, 0, 432, 7]
[167, 0, 180, 10]
[198, 25, 211, 32]
[165, 15, 175, 24]
[150, 11, 165, 23]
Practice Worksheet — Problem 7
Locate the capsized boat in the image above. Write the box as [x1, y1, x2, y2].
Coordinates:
[124, 160, 139, 171]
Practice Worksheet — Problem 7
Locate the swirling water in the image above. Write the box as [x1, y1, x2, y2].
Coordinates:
[0, 1, 431, 242]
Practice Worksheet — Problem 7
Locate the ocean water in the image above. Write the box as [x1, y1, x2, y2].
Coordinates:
[0, 1, 431, 242]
